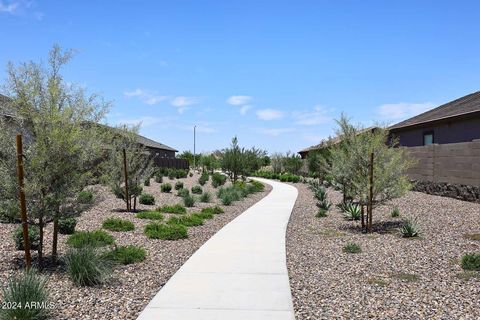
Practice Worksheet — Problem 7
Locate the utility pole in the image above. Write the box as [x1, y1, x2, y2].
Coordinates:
[193, 125, 196, 171]
[16, 134, 31, 269]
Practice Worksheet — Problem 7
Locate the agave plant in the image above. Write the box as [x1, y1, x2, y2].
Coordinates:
[401, 219, 421, 238]
[344, 203, 361, 221]
[316, 199, 331, 211]
[337, 200, 351, 212]
[314, 188, 327, 202]
[308, 180, 322, 192]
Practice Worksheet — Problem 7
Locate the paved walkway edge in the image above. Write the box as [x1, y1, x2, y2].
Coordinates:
[137, 178, 298, 320]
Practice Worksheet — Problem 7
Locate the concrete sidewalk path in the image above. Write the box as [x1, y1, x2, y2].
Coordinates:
[137, 178, 298, 320]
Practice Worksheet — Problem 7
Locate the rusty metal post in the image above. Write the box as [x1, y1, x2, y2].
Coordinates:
[16, 135, 31, 269]
[123, 149, 130, 212]
[368, 152, 374, 232]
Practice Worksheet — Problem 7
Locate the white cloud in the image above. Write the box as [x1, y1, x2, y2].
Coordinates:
[124, 89, 167, 105]
[240, 105, 253, 115]
[117, 116, 164, 127]
[377, 102, 435, 122]
[170, 96, 200, 114]
[0, 1, 19, 13]
[226, 95, 252, 106]
[294, 106, 331, 126]
[256, 108, 284, 120]
[258, 127, 295, 137]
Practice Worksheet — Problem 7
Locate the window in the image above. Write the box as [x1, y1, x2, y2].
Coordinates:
[423, 131, 434, 145]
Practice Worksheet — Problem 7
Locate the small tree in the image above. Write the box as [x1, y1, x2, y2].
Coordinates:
[221, 136, 243, 182]
[330, 115, 412, 232]
[0, 45, 108, 265]
[200, 153, 219, 174]
[270, 153, 283, 174]
[102, 125, 153, 212]
[282, 151, 303, 175]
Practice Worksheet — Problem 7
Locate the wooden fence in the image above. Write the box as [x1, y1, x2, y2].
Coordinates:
[405, 139, 480, 186]
[153, 157, 189, 169]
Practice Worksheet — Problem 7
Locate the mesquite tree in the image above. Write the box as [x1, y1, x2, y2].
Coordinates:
[102, 125, 153, 212]
[329, 115, 412, 232]
[0, 45, 108, 265]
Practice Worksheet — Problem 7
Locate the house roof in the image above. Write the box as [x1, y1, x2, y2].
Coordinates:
[299, 127, 377, 154]
[389, 91, 480, 130]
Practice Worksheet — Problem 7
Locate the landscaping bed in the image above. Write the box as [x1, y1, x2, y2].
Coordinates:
[0, 172, 271, 319]
[286, 182, 480, 319]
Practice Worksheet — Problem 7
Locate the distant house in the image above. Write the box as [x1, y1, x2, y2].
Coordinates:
[298, 127, 378, 159]
[389, 91, 480, 147]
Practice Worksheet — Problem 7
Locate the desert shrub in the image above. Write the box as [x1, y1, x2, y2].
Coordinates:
[77, 190, 93, 204]
[177, 188, 190, 197]
[144, 222, 188, 240]
[144, 178, 150, 186]
[279, 173, 301, 183]
[316, 208, 328, 218]
[105, 245, 146, 265]
[175, 181, 184, 190]
[136, 211, 164, 220]
[211, 173, 227, 188]
[200, 192, 212, 203]
[220, 193, 234, 205]
[139, 193, 155, 205]
[161, 183, 172, 193]
[250, 180, 265, 192]
[191, 185, 203, 194]
[154, 174, 163, 183]
[316, 199, 331, 211]
[0, 200, 20, 223]
[199, 172, 209, 186]
[391, 207, 400, 218]
[67, 230, 115, 248]
[401, 219, 420, 238]
[102, 218, 135, 232]
[65, 247, 113, 286]
[343, 243, 362, 254]
[168, 171, 175, 179]
[13, 225, 40, 250]
[158, 204, 187, 214]
[461, 253, 480, 271]
[0, 269, 50, 320]
[58, 217, 77, 235]
[183, 195, 196, 207]
[344, 203, 361, 221]
[167, 215, 204, 227]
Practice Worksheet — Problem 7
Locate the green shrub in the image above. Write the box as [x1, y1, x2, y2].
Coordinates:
[343, 243, 362, 254]
[461, 253, 480, 271]
[201, 206, 224, 215]
[317, 199, 331, 211]
[144, 178, 150, 186]
[139, 193, 155, 205]
[401, 219, 420, 238]
[200, 192, 212, 203]
[221, 193, 234, 205]
[102, 217, 135, 232]
[158, 204, 187, 214]
[77, 190, 93, 204]
[196, 210, 214, 220]
[183, 195, 195, 207]
[0, 269, 50, 320]
[65, 247, 113, 286]
[144, 222, 188, 240]
[105, 245, 146, 265]
[167, 215, 204, 227]
[391, 207, 400, 218]
[0, 200, 20, 223]
[58, 217, 77, 235]
[67, 230, 115, 248]
[161, 183, 172, 193]
[198, 172, 209, 186]
[177, 188, 190, 197]
[212, 173, 227, 188]
[136, 211, 164, 220]
[344, 203, 361, 221]
[191, 185, 203, 194]
[154, 174, 163, 183]
[250, 180, 265, 192]
[13, 225, 40, 250]
[316, 208, 328, 218]
[175, 181, 184, 190]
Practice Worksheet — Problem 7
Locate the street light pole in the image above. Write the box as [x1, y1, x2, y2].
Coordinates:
[193, 125, 196, 171]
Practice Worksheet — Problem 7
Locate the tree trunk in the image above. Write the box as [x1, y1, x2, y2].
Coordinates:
[52, 217, 59, 261]
[361, 204, 365, 231]
[368, 152, 374, 233]
[133, 196, 137, 212]
[38, 215, 44, 269]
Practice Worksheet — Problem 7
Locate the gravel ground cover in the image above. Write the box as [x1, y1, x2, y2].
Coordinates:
[0, 172, 271, 319]
[286, 182, 480, 320]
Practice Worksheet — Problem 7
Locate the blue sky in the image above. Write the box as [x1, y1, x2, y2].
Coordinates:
[1, 1, 480, 154]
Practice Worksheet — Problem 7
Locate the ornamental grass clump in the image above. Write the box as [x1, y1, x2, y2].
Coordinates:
[191, 185, 203, 194]
[58, 217, 77, 235]
[198, 172, 209, 186]
[144, 222, 188, 240]
[183, 195, 196, 207]
[391, 207, 400, 218]
[67, 230, 115, 248]
[65, 247, 113, 286]
[0, 269, 51, 320]
[161, 183, 172, 193]
[211, 173, 227, 188]
[200, 191, 212, 203]
[105, 245, 146, 265]
[102, 217, 135, 232]
[139, 193, 155, 205]
[167, 214, 204, 227]
[136, 211, 164, 220]
[401, 219, 421, 238]
[343, 243, 362, 254]
[201, 206, 224, 215]
[175, 181, 184, 190]
[158, 204, 187, 214]
[316, 208, 328, 218]
[461, 253, 480, 271]
[177, 188, 190, 197]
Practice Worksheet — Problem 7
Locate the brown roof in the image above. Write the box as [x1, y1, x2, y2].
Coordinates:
[299, 127, 377, 154]
[389, 91, 480, 130]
